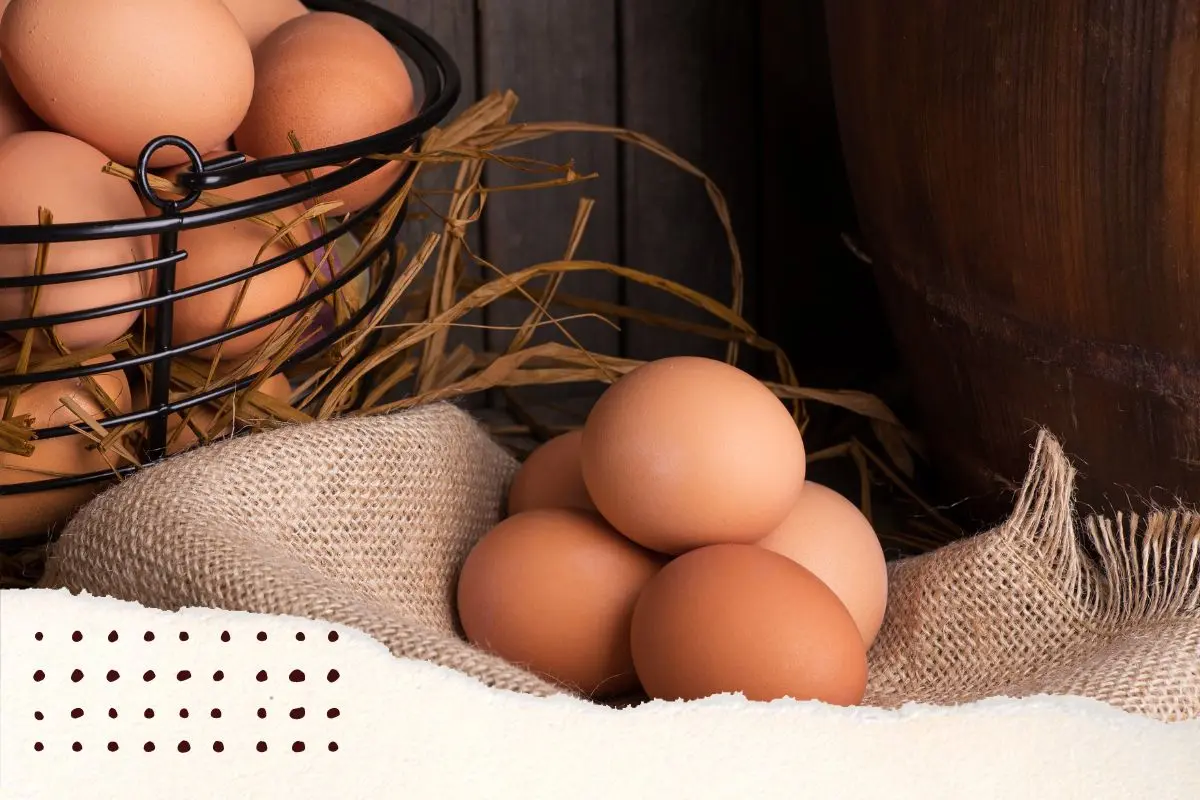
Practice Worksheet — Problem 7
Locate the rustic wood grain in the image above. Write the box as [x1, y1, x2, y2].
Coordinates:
[825, 0, 1200, 515]
[619, 0, 762, 365]
[758, 0, 894, 390]
[476, 0, 622, 364]
[372, 0, 485, 404]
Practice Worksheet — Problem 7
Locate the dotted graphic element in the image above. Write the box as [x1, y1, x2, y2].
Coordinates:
[28, 625, 344, 756]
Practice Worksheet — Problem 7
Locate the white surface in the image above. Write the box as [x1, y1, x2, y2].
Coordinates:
[1, 588, 1197, 800]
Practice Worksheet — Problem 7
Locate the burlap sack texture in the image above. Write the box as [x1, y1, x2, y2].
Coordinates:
[40, 403, 1200, 721]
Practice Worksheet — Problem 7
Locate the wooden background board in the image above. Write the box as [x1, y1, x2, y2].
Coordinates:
[620, 0, 762, 368]
[376, 0, 890, 408]
[374, 0, 487, 407]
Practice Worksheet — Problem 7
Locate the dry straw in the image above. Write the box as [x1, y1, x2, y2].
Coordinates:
[1, 90, 953, 585]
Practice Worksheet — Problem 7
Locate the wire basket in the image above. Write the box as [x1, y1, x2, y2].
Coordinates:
[0, 0, 461, 548]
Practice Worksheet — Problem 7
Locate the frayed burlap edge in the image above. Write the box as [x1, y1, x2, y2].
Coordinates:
[1001, 430, 1200, 632]
[863, 430, 1200, 721]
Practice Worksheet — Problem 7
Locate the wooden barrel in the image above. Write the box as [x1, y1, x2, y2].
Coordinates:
[824, 1, 1200, 517]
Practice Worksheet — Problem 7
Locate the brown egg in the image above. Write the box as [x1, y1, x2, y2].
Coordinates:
[456, 508, 664, 698]
[220, 0, 307, 50]
[0, 63, 39, 145]
[757, 481, 889, 648]
[0, 0, 41, 144]
[581, 356, 806, 555]
[506, 430, 597, 516]
[234, 12, 416, 214]
[150, 157, 312, 359]
[0, 354, 132, 540]
[0, 132, 151, 352]
[0, 0, 254, 168]
[133, 368, 291, 454]
[630, 543, 868, 704]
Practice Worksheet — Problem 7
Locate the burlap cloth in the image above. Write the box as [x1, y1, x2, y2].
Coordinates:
[40, 403, 1200, 721]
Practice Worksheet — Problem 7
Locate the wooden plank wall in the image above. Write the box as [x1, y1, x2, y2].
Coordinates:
[376, 0, 888, 405]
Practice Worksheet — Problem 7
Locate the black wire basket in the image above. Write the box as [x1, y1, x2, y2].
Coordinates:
[0, 0, 461, 548]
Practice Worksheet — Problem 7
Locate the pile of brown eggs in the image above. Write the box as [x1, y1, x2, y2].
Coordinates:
[457, 356, 889, 705]
[0, 0, 415, 540]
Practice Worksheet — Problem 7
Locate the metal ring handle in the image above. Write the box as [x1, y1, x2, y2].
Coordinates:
[135, 135, 205, 212]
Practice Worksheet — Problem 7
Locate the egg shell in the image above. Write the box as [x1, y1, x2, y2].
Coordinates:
[456, 508, 664, 698]
[0, 132, 151, 352]
[757, 481, 889, 648]
[220, 0, 307, 51]
[149, 157, 312, 359]
[132, 369, 291, 455]
[629, 543, 869, 705]
[0, 354, 131, 540]
[0, 63, 39, 145]
[580, 356, 807, 555]
[506, 430, 597, 517]
[234, 12, 416, 214]
[0, 0, 254, 168]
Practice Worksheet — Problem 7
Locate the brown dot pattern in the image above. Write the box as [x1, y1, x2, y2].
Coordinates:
[30, 627, 342, 754]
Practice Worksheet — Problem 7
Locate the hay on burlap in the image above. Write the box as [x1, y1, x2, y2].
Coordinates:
[41, 408, 1200, 720]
